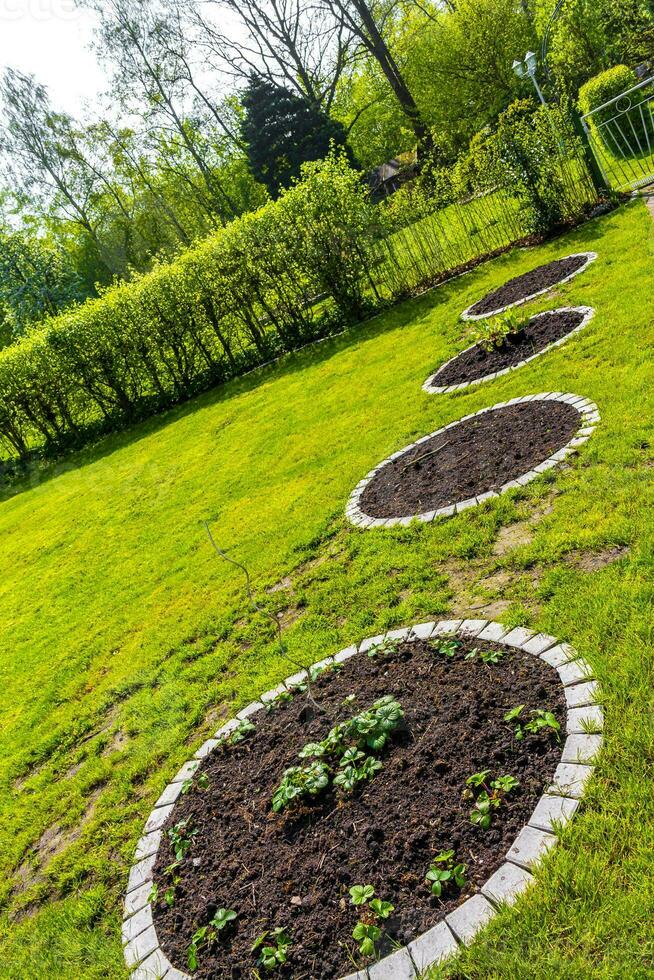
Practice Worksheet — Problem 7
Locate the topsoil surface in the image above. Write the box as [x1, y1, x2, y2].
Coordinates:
[466, 255, 589, 317]
[152, 636, 566, 979]
[433, 308, 587, 387]
[359, 400, 581, 519]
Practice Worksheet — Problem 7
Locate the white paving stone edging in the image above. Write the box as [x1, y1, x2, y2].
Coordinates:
[423, 306, 596, 395]
[123, 620, 603, 980]
[460, 252, 598, 321]
[346, 393, 600, 530]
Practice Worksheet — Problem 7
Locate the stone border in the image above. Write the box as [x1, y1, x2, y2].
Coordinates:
[346, 393, 600, 529]
[423, 307, 596, 395]
[122, 620, 603, 980]
[460, 252, 598, 321]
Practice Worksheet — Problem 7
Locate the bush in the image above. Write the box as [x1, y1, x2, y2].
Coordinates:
[579, 65, 649, 153]
[0, 151, 382, 462]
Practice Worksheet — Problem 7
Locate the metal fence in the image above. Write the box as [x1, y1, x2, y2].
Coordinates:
[581, 76, 654, 191]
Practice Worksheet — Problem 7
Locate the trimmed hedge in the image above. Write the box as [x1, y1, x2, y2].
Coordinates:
[579, 65, 650, 153]
[0, 124, 599, 465]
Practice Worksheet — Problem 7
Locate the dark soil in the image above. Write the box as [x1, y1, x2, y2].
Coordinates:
[152, 636, 566, 979]
[432, 309, 587, 387]
[466, 254, 589, 317]
[359, 400, 581, 519]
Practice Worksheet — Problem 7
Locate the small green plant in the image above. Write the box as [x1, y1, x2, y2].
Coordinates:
[181, 772, 210, 794]
[187, 908, 237, 971]
[349, 884, 375, 906]
[333, 749, 383, 792]
[274, 696, 403, 812]
[504, 705, 561, 741]
[433, 638, 460, 658]
[425, 850, 467, 897]
[465, 647, 504, 665]
[473, 311, 524, 352]
[368, 637, 400, 659]
[168, 819, 197, 861]
[252, 927, 291, 971]
[265, 689, 293, 711]
[272, 760, 330, 812]
[228, 719, 257, 743]
[349, 885, 394, 959]
[352, 921, 382, 958]
[466, 771, 520, 829]
[148, 883, 158, 904]
[308, 661, 343, 682]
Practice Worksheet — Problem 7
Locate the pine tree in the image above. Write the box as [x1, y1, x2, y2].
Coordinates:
[241, 76, 352, 196]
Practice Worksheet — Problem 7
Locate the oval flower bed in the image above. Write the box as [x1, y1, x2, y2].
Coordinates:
[347, 394, 599, 529]
[122, 620, 602, 980]
[461, 253, 597, 320]
[423, 307, 595, 394]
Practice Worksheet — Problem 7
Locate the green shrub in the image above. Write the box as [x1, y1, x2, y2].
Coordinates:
[579, 65, 650, 154]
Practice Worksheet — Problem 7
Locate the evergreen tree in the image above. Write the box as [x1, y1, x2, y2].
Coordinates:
[241, 75, 351, 196]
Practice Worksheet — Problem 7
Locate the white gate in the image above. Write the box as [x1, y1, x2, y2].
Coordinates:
[581, 75, 654, 191]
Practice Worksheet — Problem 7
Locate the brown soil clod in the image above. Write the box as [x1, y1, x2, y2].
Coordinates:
[151, 637, 565, 979]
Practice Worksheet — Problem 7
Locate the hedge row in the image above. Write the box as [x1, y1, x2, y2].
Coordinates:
[0, 119, 599, 464]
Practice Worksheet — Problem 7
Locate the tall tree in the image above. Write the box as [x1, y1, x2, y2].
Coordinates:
[241, 76, 351, 195]
[321, 0, 433, 154]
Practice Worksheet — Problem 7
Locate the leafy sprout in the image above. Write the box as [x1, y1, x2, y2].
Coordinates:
[252, 926, 291, 971]
[187, 909, 237, 971]
[425, 850, 467, 897]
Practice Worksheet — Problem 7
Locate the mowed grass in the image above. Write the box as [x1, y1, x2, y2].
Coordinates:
[1, 200, 654, 978]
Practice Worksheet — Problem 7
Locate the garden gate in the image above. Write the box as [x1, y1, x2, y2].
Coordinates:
[581, 75, 654, 191]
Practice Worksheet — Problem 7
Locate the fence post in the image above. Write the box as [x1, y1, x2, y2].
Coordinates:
[570, 109, 612, 198]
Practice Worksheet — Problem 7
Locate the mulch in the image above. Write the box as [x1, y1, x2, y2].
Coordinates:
[432, 309, 587, 388]
[359, 401, 581, 519]
[151, 636, 565, 979]
[466, 255, 589, 317]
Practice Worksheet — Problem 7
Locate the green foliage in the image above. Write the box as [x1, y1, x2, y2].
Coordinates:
[349, 884, 394, 958]
[187, 909, 237, 971]
[168, 819, 197, 861]
[579, 65, 647, 154]
[467, 771, 520, 830]
[242, 75, 350, 196]
[0, 152, 383, 461]
[425, 850, 467, 897]
[579, 65, 639, 118]
[465, 646, 505, 664]
[272, 695, 404, 812]
[271, 760, 330, 812]
[252, 927, 291, 971]
[472, 311, 524, 353]
[349, 884, 375, 906]
[504, 704, 561, 741]
[0, 230, 85, 339]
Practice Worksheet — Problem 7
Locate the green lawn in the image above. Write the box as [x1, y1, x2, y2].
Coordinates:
[1, 200, 654, 978]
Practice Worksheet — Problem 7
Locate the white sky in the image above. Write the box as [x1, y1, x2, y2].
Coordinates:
[0, 0, 107, 114]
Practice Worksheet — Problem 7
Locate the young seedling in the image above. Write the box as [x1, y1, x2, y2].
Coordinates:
[465, 647, 504, 665]
[349, 884, 375, 906]
[168, 819, 197, 861]
[265, 689, 293, 712]
[425, 850, 467, 897]
[228, 719, 257, 743]
[466, 771, 520, 829]
[352, 922, 382, 959]
[252, 927, 291, 971]
[504, 705, 561, 741]
[473, 311, 524, 352]
[368, 637, 401, 659]
[187, 908, 237, 971]
[272, 760, 330, 812]
[181, 772, 210, 795]
[433, 638, 460, 659]
[349, 885, 395, 960]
